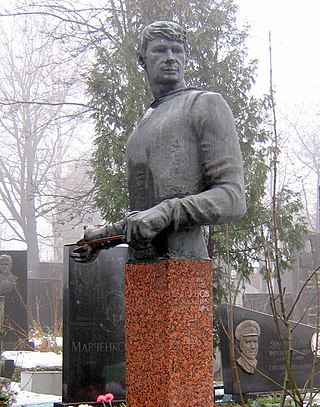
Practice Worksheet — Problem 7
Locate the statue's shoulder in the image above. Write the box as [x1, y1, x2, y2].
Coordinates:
[187, 88, 225, 103]
[187, 89, 228, 113]
[187, 87, 220, 95]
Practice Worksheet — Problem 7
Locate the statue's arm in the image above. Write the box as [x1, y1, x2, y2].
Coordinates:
[175, 91, 246, 227]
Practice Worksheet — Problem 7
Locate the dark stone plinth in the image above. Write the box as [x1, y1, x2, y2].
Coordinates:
[293, 234, 320, 325]
[244, 293, 293, 316]
[28, 262, 63, 331]
[1, 358, 15, 378]
[218, 304, 320, 397]
[0, 251, 28, 350]
[63, 245, 127, 403]
[125, 258, 214, 407]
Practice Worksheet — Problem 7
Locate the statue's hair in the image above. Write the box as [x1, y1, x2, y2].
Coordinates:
[137, 21, 187, 68]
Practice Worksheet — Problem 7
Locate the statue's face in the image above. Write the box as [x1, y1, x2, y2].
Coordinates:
[240, 335, 258, 360]
[144, 37, 186, 87]
[0, 259, 10, 273]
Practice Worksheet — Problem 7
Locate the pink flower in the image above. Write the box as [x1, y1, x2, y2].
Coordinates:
[97, 395, 107, 403]
[105, 393, 114, 402]
[97, 393, 115, 406]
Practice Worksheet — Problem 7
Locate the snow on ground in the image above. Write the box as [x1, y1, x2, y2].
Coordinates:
[3, 351, 62, 370]
[11, 384, 61, 407]
[2, 351, 62, 407]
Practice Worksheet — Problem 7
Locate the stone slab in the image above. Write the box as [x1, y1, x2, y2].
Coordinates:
[28, 279, 63, 331]
[62, 245, 127, 403]
[21, 371, 62, 395]
[125, 258, 214, 407]
[28, 262, 63, 332]
[0, 251, 28, 350]
[0, 296, 4, 350]
[293, 234, 320, 325]
[218, 304, 320, 397]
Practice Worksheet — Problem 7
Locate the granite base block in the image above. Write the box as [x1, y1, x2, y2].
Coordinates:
[125, 258, 214, 407]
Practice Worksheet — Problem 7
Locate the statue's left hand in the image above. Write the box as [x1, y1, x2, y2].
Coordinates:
[125, 201, 174, 250]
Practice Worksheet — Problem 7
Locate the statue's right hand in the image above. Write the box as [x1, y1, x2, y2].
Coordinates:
[70, 225, 105, 263]
[69, 221, 125, 263]
[70, 244, 100, 263]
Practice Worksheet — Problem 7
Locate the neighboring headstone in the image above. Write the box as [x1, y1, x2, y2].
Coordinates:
[28, 262, 63, 331]
[0, 296, 4, 349]
[292, 234, 320, 325]
[1, 359, 15, 378]
[245, 292, 293, 317]
[125, 258, 214, 407]
[61, 245, 126, 403]
[218, 304, 320, 398]
[243, 234, 320, 325]
[0, 251, 28, 350]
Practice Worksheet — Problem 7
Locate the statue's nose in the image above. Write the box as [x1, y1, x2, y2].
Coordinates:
[165, 49, 174, 61]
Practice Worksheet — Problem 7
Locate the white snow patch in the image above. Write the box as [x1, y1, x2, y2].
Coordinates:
[3, 351, 62, 370]
[2, 351, 62, 406]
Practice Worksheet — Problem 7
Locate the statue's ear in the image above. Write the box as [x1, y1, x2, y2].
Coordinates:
[137, 52, 146, 69]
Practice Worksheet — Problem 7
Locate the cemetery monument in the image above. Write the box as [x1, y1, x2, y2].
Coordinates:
[72, 21, 246, 406]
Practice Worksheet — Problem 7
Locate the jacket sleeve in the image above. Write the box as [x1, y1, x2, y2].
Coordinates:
[169, 91, 246, 229]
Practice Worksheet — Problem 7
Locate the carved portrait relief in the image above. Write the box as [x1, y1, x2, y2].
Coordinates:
[235, 319, 261, 374]
[0, 254, 17, 295]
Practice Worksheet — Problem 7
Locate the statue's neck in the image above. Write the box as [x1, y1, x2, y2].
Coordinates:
[150, 80, 186, 100]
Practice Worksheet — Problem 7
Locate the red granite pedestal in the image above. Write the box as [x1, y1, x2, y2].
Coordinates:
[125, 259, 214, 407]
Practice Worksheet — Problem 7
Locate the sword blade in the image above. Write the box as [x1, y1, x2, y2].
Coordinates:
[65, 234, 124, 247]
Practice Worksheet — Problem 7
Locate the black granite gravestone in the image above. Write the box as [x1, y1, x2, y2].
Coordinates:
[218, 304, 320, 398]
[28, 262, 63, 331]
[0, 251, 28, 350]
[61, 245, 127, 403]
[293, 234, 320, 325]
[0, 296, 4, 348]
[245, 292, 293, 317]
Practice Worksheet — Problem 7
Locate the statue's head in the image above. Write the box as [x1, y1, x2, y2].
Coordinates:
[137, 21, 188, 69]
[0, 254, 12, 273]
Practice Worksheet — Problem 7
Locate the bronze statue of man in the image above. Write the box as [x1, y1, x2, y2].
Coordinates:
[72, 21, 246, 262]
